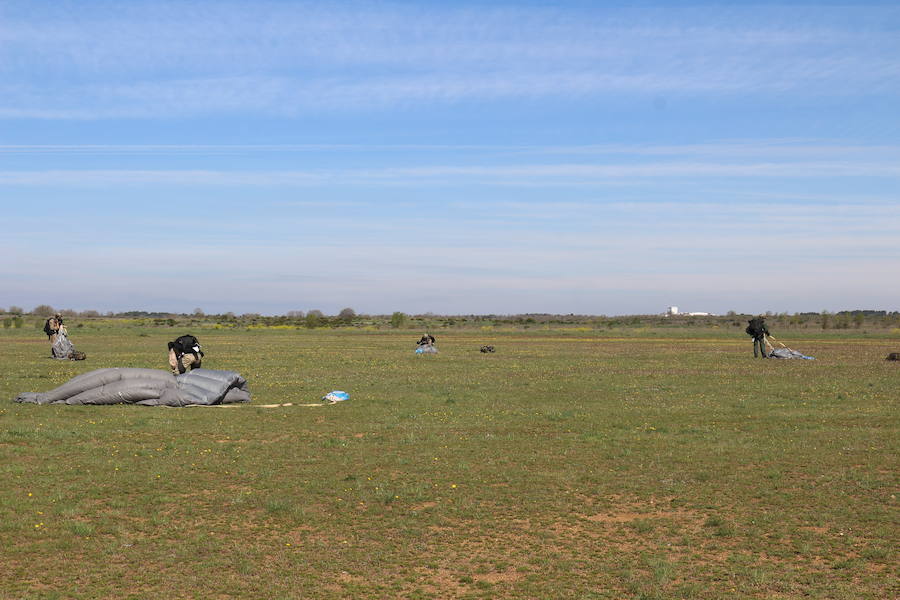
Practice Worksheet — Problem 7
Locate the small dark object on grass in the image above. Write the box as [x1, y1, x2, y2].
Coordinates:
[68, 351, 86, 361]
[886, 352, 900, 361]
[480, 345, 495, 353]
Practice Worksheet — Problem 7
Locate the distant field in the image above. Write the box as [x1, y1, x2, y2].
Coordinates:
[1, 326, 897, 599]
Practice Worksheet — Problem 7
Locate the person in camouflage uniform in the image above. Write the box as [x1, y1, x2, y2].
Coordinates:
[167, 334, 204, 374]
[745, 315, 771, 358]
[43, 313, 66, 356]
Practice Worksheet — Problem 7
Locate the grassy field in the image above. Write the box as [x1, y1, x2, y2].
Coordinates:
[1, 326, 897, 599]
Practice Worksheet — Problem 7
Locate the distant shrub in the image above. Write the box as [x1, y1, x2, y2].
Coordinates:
[32, 304, 55, 317]
[305, 311, 323, 329]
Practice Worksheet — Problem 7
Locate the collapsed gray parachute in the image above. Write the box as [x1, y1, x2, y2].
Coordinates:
[14, 368, 251, 406]
[51, 331, 76, 359]
[768, 348, 815, 360]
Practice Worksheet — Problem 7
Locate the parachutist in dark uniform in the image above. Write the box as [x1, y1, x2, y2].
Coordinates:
[745, 316, 770, 358]
[168, 334, 204, 374]
[43, 313, 66, 356]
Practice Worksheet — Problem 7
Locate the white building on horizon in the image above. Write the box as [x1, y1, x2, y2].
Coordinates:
[665, 306, 715, 317]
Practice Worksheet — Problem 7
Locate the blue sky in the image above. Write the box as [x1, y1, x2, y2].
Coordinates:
[1, 0, 898, 316]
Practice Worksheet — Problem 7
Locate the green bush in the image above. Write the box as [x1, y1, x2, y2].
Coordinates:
[390, 311, 407, 328]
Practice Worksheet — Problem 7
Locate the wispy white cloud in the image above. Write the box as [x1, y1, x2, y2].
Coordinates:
[357, 161, 900, 179]
[2, 140, 897, 156]
[0, 2, 896, 118]
[2, 158, 897, 187]
[2, 141, 899, 172]
[0, 169, 328, 186]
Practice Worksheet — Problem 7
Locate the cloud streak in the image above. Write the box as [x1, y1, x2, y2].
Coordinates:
[2, 160, 898, 187]
[0, 2, 897, 119]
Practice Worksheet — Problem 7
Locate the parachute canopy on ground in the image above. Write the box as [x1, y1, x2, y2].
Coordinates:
[768, 348, 815, 360]
[51, 331, 78, 360]
[14, 368, 251, 407]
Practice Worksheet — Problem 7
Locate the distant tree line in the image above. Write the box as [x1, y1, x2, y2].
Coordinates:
[1, 305, 898, 331]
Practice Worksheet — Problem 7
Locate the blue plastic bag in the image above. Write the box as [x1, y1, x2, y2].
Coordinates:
[322, 390, 350, 403]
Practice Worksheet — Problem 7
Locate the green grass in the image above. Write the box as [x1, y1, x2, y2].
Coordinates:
[1, 326, 897, 598]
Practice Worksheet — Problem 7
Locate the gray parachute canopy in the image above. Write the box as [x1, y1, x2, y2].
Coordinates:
[768, 348, 815, 360]
[14, 368, 251, 406]
[51, 331, 76, 359]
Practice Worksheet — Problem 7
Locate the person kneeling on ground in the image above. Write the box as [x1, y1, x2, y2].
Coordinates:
[43, 313, 67, 356]
[417, 333, 436, 347]
[168, 334, 204, 374]
[745, 315, 771, 358]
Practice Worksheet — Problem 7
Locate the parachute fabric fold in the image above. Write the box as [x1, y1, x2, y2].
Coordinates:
[51, 331, 77, 359]
[14, 368, 251, 406]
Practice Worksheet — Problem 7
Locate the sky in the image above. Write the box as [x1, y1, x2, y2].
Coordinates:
[1, 0, 898, 316]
